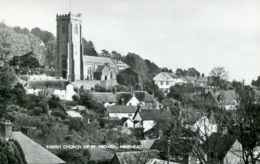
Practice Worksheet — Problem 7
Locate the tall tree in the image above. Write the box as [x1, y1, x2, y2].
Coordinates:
[251, 76, 260, 89]
[116, 68, 139, 88]
[209, 67, 228, 88]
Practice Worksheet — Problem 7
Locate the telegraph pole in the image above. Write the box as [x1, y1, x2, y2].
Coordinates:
[167, 139, 170, 164]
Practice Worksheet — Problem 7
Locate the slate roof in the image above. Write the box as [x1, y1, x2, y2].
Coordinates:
[111, 150, 161, 164]
[161, 72, 179, 79]
[83, 56, 117, 68]
[139, 139, 156, 150]
[134, 91, 154, 102]
[217, 90, 239, 105]
[145, 158, 180, 164]
[27, 80, 68, 90]
[183, 76, 198, 82]
[91, 92, 118, 103]
[95, 65, 106, 72]
[88, 148, 114, 161]
[66, 111, 83, 118]
[137, 109, 172, 120]
[150, 137, 192, 155]
[107, 105, 137, 113]
[12, 132, 66, 164]
[204, 133, 238, 161]
[72, 80, 100, 90]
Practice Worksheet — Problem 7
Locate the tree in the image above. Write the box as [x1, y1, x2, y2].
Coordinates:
[0, 28, 12, 64]
[251, 76, 260, 89]
[82, 38, 97, 56]
[187, 68, 200, 77]
[230, 84, 260, 164]
[209, 67, 228, 88]
[100, 49, 110, 57]
[0, 66, 17, 117]
[116, 68, 139, 87]
[111, 51, 122, 60]
[9, 52, 40, 74]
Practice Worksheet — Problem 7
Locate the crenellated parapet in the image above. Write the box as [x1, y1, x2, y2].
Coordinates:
[56, 12, 82, 21]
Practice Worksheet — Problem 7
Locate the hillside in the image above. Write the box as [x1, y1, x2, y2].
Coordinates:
[0, 23, 162, 90]
[0, 23, 97, 67]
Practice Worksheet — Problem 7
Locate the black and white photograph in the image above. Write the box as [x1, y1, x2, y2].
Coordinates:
[0, 0, 260, 163]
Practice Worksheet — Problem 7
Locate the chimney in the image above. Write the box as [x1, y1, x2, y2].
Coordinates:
[158, 129, 163, 138]
[121, 98, 125, 105]
[0, 120, 12, 140]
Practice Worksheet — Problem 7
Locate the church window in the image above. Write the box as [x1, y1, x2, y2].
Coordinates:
[62, 24, 65, 34]
[75, 24, 78, 34]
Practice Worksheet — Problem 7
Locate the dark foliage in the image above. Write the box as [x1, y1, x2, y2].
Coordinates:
[82, 38, 97, 56]
[116, 68, 139, 87]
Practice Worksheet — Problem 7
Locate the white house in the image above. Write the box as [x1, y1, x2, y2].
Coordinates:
[107, 105, 137, 119]
[133, 108, 172, 132]
[153, 72, 187, 93]
[26, 80, 68, 99]
[118, 91, 157, 108]
[188, 115, 217, 139]
[26, 80, 77, 101]
[122, 117, 134, 128]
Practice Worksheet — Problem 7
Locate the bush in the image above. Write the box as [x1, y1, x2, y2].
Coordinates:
[48, 95, 61, 108]
[94, 84, 107, 92]
[32, 107, 43, 116]
[51, 111, 67, 120]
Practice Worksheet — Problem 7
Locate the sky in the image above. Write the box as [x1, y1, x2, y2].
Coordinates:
[0, 0, 260, 84]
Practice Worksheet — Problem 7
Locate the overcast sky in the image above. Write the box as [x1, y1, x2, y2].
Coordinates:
[0, 0, 259, 84]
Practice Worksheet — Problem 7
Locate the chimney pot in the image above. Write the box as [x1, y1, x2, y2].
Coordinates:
[0, 120, 12, 140]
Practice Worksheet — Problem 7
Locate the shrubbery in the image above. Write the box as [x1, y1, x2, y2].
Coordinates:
[51, 111, 67, 120]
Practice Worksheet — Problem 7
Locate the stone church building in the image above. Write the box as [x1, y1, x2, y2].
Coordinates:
[55, 12, 118, 82]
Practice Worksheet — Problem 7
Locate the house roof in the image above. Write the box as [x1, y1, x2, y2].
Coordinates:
[66, 111, 83, 118]
[72, 105, 86, 111]
[107, 105, 137, 113]
[95, 65, 106, 72]
[150, 137, 192, 155]
[121, 117, 132, 123]
[116, 91, 155, 104]
[83, 56, 117, 68]
[139, 139, 156, 150]
[204, 133, 238, 161]
[91, 92, 118, 103]
[145, 158, 180, 164]
[88, 148, 114, 161]
[112, 150, 161, 164]
[137, 109, 172, 120]
[72, 80, 100, 90]
[161, 72, 179, 79]
[216, 90, 239, 105]
[183, 76, 198, 82]
[134, 91, 154, 102]
[27, 80, 68, 90]
[12, 132, 66, 164]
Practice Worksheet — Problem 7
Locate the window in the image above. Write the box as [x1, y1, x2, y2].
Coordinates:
[128, 114, 132, 117]
[74, 24, 78, 34]
[166, 81, 169, 85]
[160, 81, 164, 85]
[62, 24, 65, 34]
[178, 155, 183, 160]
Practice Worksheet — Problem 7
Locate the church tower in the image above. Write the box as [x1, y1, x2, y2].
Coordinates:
[56, 12, 83, 82]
